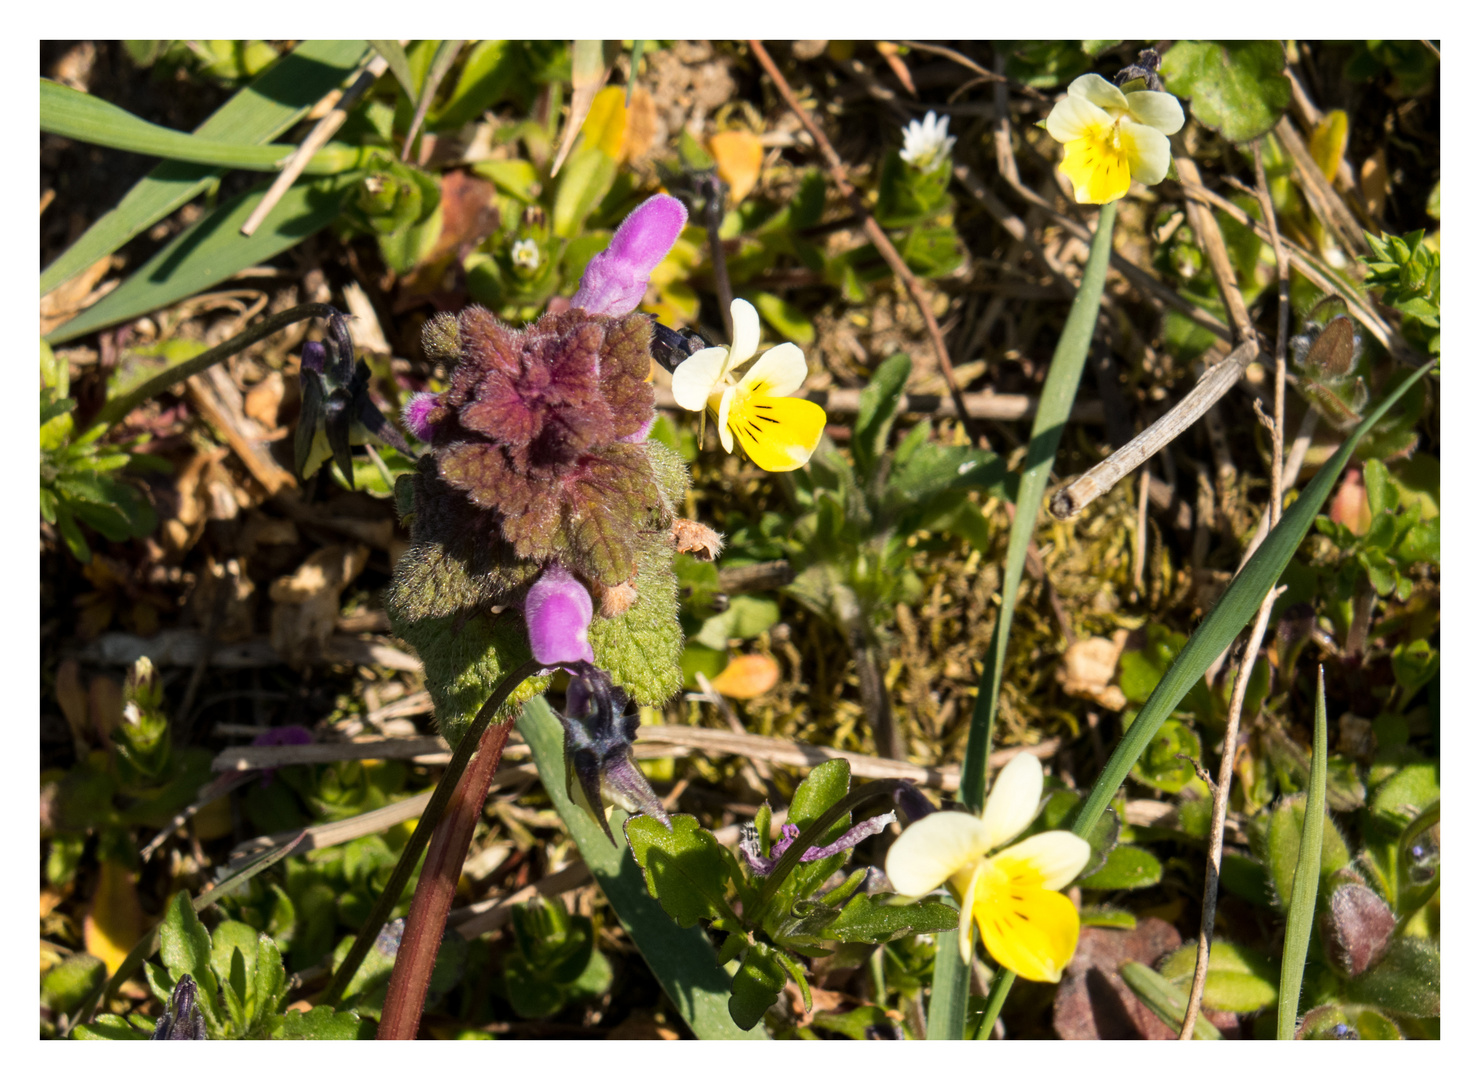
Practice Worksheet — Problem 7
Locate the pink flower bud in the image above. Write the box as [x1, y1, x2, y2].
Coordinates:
[570, 194, 688, 317]
[524, 563, 596, 665]
[402, 391, 441, 443]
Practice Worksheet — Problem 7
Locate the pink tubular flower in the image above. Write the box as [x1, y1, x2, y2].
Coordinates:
[570, 194, 688, 317]
[402, 391, 441, 443]
[524, 563, 596, 665]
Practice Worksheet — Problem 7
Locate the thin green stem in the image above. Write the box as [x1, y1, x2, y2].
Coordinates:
[319, 658, 542, 1008]
[929, 200, 1117, 1040]
[84, 302, 342, 437]
[1277, 666, 1328, 1039]
[975, 968, 1015, 1039]
[959, 200, 1117, 811]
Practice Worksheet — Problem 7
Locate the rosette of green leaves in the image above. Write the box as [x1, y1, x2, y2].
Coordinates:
[40, 343, 158, 564]
[1361, 229, 1439, 357]
[340, 153, 444, 275]
[76, 893, 372, 1040]
[625, 760, 959, 1032]
[500, 896, 613, 1019]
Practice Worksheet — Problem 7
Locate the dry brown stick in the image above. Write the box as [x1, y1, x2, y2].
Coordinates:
[1176, 151, 1256, 344]
[747, 39, 978, 444]
[1171, 178, 1396, 357]
[241, 54, 389, 237]
[1178, 141, 1293, 1041]
[1275, 115, 1368, 263]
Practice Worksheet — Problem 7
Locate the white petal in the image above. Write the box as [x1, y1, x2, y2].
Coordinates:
[671, 347, 731, 411]
[1126, 90, 1185, 135]
[1046, 93, 1110, 143]
[726, 299, 760, 373]
[884, 811, 993, 897]
[993, 831, 1092, 891]
[738, 342, 807, 398]
[980, 751, 1044, 849]
[1122, 122, 1172, 186]
[956, 863, 981, 964]
[1067, 73, 1127, 114]
[716, 386, 736, 452]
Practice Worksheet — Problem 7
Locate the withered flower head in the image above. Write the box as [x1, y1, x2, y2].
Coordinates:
[560, 662, 670, 844]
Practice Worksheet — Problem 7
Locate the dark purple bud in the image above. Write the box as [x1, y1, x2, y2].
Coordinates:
[1321, 882, 1395, 976]
[571, 195, 688, 317]
[402, 391, 442, 443]
[524, 564, 596, 666]
[150, 974, 208, 1040]
[250, 725, 314, 784]
[300, 341, 327, 376]
[891, 781, 937, 825]
[560, 662, 668, 844]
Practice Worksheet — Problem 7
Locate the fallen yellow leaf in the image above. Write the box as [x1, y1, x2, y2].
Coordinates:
[709, 131, 765, 205]
[85, 860, 144, 975]
[709, 653, 780, 699]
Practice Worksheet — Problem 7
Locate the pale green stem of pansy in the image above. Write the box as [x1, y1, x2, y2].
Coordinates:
[927, 200, 1120, 1040]
[1277, 668, 1327, 1039]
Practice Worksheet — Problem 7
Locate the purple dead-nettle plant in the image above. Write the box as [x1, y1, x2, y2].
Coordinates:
[383, 195, 721, 840]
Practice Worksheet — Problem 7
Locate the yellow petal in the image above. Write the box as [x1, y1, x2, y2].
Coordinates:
[672, 346, 731, 411]
[980, 751, 1044, 850]
[885, 810, 994, 897]
[738, 342, 808, 398]
[973, 876, 1081, 983]
[727, 394, 825, 472]
[727, 298, 761, 373]
[1060, 133, 1130, 205]
[993, 830, 1091, 891]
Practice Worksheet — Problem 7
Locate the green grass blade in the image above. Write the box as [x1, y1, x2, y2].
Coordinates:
[40, 80, 365, 174]
[369, 39, 417, 102]
[517, 696, 766, 1040]
[924, 941, 971, 1039]
[41, 39, 369, 298]
[46, 174, 356, 345]
[1278, 667, 1328, 1039]
[1073, 359, 1436, 838]
[1120, 962, 1223, 1039]
[928, 200, 1118, 1040]
[959, 200, 1118, 812]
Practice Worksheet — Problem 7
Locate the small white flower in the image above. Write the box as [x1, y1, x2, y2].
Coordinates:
[900, 110, 956, 172]
[511, 238, 541, 270]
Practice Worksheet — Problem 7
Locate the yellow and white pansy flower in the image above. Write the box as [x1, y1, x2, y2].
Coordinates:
[884, 751, 1091, 982]
[1046, 74, 1185, 205]
[670, 297, 826, 472]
